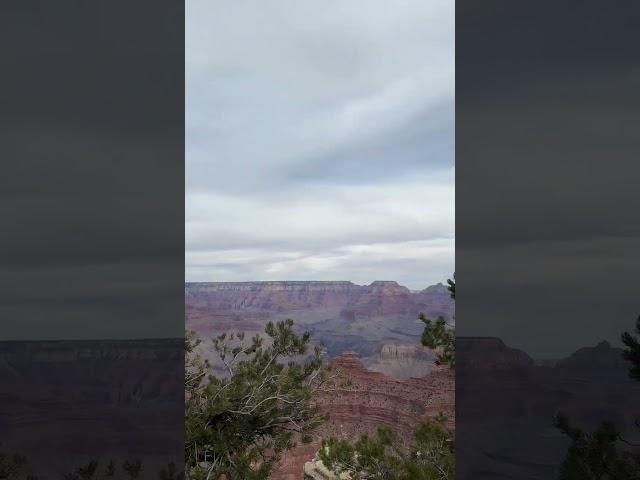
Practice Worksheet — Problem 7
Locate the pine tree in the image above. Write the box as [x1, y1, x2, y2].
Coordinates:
[553, 415, 637, 479]
[320, 417, 454, 480]
[420, 315, 455, 368]
[421, 274, 455, 368]
[0, 447, 26, 480]
[185, 319, 327, 480]
[621, 315, 640, 381]
[446, 274, 455, 300]
[319, 275, 456, 479]
[555, 316, 640, 479]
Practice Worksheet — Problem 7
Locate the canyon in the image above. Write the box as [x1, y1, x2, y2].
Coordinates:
[0, 339, 183, 479]
[4, 280, 632, 480]
[0, 280, 452, 479]
[272, 351, 455, 480]
[185, 280, 456, 479]
[456, 337, 640, 479]
[185, 280, 453, 377]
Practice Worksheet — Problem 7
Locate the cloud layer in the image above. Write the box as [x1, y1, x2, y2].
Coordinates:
[186, 0, 455, 289]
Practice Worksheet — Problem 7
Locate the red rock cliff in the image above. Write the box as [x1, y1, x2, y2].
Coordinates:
[271, 352, 455, 480]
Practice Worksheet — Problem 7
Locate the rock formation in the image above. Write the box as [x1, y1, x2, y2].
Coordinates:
[556, 340, 631, 371]
[0, 339, 183, 478]
[186, 280, 454, 369]
[185, 280, 455, 479]
[456, 337, 640, 480]
[303, 455, 349, 479]
[457, 336, 534, 371]
[271, 352, 455, 480]
[366, 343, 438, 379]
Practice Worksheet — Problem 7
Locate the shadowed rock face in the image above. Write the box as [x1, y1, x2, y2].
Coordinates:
[0, 339, 183, 479]
[556, 340, 631, 371]
[457, 337, 640, 480]
[272, 352, 455, 480]
[457, 337, 535, 371]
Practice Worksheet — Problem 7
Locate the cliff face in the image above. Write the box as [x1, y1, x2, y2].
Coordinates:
[556, 340, 629, 371]
[185, 281, 454, 363]
[185, 281, 455, 479]
[456, 337, 640, 480]
[319, 353, 455, 435]
[0, 339, 183, 404]
[365, 343, 438, 379]
[185, 281, 452, 323]
[272, 352, 455, 480]
[457, 337, 535, 371]
[0, 339, 183, 478]
[186, 281, 359, 312]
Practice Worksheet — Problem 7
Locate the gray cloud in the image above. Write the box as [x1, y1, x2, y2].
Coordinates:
[186, 0, 454, 290]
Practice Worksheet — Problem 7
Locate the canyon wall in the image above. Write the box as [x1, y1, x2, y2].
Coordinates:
[456, 337, 640, 480]
[367, 343, 439, 378]
[186, 280, 455, 478]
[185, 280, 454, 364]
[272, 351, 455, 480]
[0, 339, 183, 478]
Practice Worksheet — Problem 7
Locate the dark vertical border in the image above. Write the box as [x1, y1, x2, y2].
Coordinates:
[457, 1, 640, 478]
[0, 1, 184, 477]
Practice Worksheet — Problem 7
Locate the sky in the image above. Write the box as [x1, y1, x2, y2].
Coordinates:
[186, 0, 455, 290]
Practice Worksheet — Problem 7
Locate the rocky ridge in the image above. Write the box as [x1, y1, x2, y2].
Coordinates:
[366, 343, 438, 378]
[0, 339, 183, 478]
[185, 280, 455, 478]
[456, 337, 640, 480]
[185, 280, 454, 362]
[272, 352, 454, 480]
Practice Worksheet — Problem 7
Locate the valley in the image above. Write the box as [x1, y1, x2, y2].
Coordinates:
[185, 280, 456, 478]
[0, 339, 183, 479]
[185, 280, 454, 377]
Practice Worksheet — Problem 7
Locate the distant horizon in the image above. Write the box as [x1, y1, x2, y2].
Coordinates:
[184, 278, 449, 291]
[0, 335, 622, 363]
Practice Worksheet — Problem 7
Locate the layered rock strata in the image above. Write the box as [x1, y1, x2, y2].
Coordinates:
[272, 352, 454, 480]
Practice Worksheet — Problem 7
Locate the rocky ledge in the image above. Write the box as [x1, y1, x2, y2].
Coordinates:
[271, 352, 454, 480]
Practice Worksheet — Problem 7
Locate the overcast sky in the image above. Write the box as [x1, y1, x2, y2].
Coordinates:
[186, 1, 454, 290]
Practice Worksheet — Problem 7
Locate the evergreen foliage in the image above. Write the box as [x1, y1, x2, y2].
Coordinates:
[319, 417, 454, 480]
[318, 275, 456, 479]
[621, 315, 640, 381]
[0, 447, 26, 480]
[0, 454, 181, 480]
[446, 274, 455, 300]
[555, 315, 640, 479]
[420, 315, 455, 368]
[554, 415, 639, 479]
[185, 319, 327, 479]
[420, 274, 455, 368]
